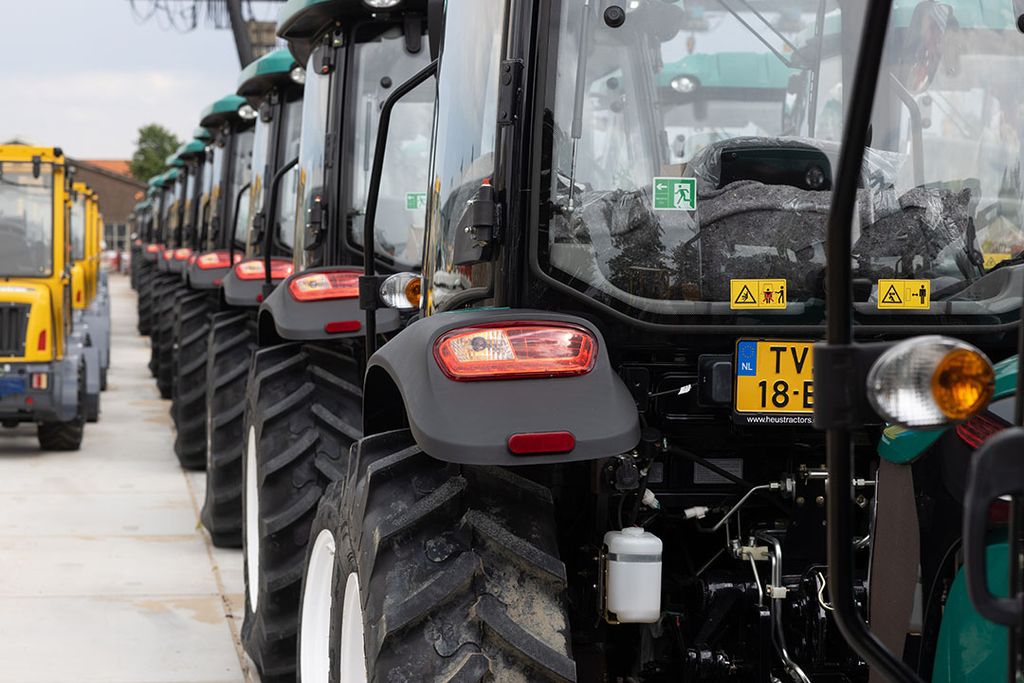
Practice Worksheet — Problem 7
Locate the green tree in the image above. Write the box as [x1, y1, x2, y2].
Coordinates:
[129, 124, 181, 182]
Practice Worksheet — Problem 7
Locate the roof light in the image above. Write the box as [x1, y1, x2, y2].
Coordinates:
[289, 269, 360, 301]
[290, 66, 307, 85]
[238, 104, 258, 120]
[196, 251, 232, 270]
[379, 273, 420, 309]
[363, 0, 402, 7]
[234, 258, 294, 281]
[671, 76, 698, 94]
[507, 431, 576, 455]
[866, 336, 994, 428]
[433, 322, 598, 381]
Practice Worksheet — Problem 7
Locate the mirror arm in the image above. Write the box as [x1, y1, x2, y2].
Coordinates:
[262, 156, 299, 285]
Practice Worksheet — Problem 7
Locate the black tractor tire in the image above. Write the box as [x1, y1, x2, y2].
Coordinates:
[100, 367, 108, 392]
[136, 265, 154, 336]
[296, 429, 577, 682]
[171, 291, 212, 470]
[241, 343, 362, 682]
[154, 285, 182, 399]
[148, 274, 176, 379]
[200, 311, 256, 547]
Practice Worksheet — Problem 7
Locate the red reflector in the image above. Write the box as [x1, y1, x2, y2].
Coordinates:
[434, 323, 598, 381]
[212, 278, 222, 286]
[289, 269, 360, 302]
[508, 431, 576, 455]
[24, 396, 33, 406]
[324, 320, 361, 334]
[256, 294, 263, 303]
[75, 290, 82, 303]
[37, 329, 46, 351]
[989, 499, 1011, 525]
[197, 251, 231, 270]
[173, 248, 192, 261]
[234, 258, 294, 281]
[956, 413, 1007, 448]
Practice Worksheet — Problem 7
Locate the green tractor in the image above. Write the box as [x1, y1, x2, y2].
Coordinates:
[166, 98, 257, 470]
[287, 0, 1024, 681]
[221, 1, 435, 680]
[200, 48, 306, 538]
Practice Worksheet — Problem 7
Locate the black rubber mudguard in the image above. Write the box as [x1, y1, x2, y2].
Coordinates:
[364, 309, 641, 466]
[258, 267, 401, 342]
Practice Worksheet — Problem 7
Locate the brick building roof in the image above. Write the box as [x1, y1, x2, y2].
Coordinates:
[79, 159, 133, 178]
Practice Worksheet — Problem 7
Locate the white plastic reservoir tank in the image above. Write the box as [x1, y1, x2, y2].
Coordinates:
[603, 526, 663, 623]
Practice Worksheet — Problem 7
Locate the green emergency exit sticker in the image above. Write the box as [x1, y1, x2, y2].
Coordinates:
[652, 177, 696, 211]
[406, 192, 427, 210]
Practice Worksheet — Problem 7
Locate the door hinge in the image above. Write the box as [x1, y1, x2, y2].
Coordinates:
[497, 59, 524, 126]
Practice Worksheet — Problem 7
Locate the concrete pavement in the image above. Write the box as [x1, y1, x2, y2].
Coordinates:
[0, 274, 249, 683]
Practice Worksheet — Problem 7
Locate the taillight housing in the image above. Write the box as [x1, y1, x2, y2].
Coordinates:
[196, 251, 232, 270]
[173, 248, 192, 261]
[37, 329, 47, 352]
[433, 322, 598, 381]
[288, 269, 360, 302]
[145, 244, 162, 254]
[234, 258, 294, 281]
[162, 250, 174, 261]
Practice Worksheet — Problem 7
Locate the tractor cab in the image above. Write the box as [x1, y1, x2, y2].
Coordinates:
[304, 0, 1024, 680]
[253, 0, 434, 346]
[185, 94, 257, 290]
[164, 139, 208, 275]
[220, 48, 305, 307]
[154, 166, 182, 273]
[0, 144, 96, 450]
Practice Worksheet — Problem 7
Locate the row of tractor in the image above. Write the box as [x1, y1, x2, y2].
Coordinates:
[129, 0, 1024, 681]
[0, 145, 111, 449]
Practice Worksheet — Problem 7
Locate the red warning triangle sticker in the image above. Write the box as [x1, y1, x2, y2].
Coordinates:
[881, 284, 902, 304]
[734, 284, 756, 304]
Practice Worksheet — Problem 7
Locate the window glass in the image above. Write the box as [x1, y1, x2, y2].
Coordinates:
[70, 197, 85, 261]
[229, 126, 255, 245]
[242, 116, 271, 254]
[424, 0, 505, 308]
[291, 46, 333, 264]
[0, 162, 54, 277]
[347, 27, 434, 269]
[274, 98, 304, 250]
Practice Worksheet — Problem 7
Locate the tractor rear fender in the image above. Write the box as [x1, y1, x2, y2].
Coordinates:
[257, 267, 401, 345]
[363, 309, 641, 466]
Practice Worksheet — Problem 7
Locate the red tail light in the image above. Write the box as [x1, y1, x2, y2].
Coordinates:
[162, 250, 174, 261]
[173, 248, 192, 261]
[196, 251, 232, 270]
[233, 258, 295, 281]
[145, 244, 161, 254]
[134, 239, 142, 247]
[956, 412, 1008, 448]
[433, 323, 598, 381]
[507, 431, 575, 455]
[289, 270, 360, 302]
[37, 329, 47, 351]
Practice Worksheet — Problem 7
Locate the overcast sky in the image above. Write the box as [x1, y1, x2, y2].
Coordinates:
[0, 1, 272, 159]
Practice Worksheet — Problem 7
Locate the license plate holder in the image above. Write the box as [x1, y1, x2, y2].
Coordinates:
[0, 376, 26, 399]
[733, 339, 814, 425]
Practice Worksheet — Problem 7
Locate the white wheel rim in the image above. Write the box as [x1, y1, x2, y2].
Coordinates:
[245, 425, 259, 611]
[301, 529, 337, 682]
[339, 572, 368, 683]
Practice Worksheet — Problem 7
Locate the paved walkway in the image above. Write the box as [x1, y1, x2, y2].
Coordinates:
[0, 274, 249, 683]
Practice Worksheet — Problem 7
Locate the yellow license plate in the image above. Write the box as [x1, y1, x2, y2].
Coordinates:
[734, 339, 814, 423]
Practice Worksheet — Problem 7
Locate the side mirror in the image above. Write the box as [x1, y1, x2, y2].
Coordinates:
[963, 427, 1024, 627]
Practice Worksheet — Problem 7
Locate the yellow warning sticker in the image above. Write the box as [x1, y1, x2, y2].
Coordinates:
[730, 279, 787, 309]
[983, 253, 1012, 269]
[877, 279, 931, 309]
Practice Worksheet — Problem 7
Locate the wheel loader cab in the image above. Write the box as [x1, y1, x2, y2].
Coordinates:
[220, 48, 304, 307]
[0, 145, 89, 450]
[69, 182, 111, 394]
[328, 0, 1024, 681]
